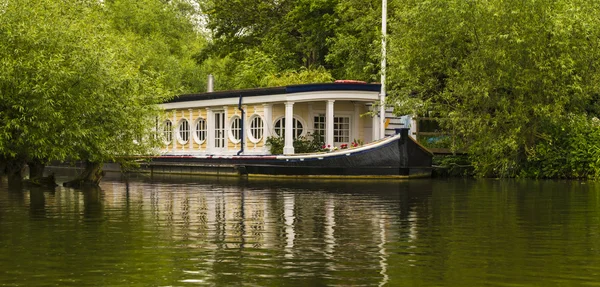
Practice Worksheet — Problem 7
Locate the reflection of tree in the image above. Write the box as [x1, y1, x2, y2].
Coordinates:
[82, 186, 103, 221]
[29, 189, 46, 219]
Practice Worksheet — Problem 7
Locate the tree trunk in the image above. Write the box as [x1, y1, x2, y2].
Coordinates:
[6, 159, 26, 189]
[63, 161, 104, 188]
[26, 160, 56, 187]
[0, 159, 6, 176]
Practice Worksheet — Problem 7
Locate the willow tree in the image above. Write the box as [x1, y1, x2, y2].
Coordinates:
[0, 0, 202, 186]
[388, 0, 600, 178]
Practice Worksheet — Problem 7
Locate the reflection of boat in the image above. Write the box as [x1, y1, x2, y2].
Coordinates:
[148, 128, 432, 178]
[149, 82, 432, 178]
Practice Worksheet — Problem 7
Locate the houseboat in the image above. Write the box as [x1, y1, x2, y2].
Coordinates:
[148, 81, 433, 178]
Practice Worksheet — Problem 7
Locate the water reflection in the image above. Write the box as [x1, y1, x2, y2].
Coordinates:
[0, 174, 599, 286]
[283, 192, 295, 257]
[82, 187, 102, 221]
[28, 189, 46, 218]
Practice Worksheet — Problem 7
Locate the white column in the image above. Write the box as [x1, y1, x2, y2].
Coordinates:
[283, 102, 295, 155]
[242, 105, 248, 152]
[206, 108, 213, 153]
[353, 103, 361, 142]
[188, 109, 193, 150]
[326, 100, 335, 149]
[372, 103, 379, 142]
[307, 103, 314, 134]
[263, 104, 272, 153]
[172, 110, 177, 151]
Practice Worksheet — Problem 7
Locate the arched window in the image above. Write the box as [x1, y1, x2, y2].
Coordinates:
[194, 118, 206, 144]
[178, 119, 190, 144]
[229, 115, 241, 143]
[274, 116, 304, 139]
[248, 115, 264, 143]
[163, 120, 172, 144]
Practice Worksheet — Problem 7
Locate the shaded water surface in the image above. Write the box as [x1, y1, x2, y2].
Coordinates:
[1, 173, 600, 286]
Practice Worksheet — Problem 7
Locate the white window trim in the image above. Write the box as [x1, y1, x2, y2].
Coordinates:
[333, 115, 352, 144]
[273, 115, 306, 139]
[311, 110, 353, 145]
[176, 118, 190, 145]
[247, 114, 264, 143]
[229, 115, 242, 144]
[163, 120, 173, 145]
[312, 113, 326, 137]
[213, 110, 226, 150]
[193, 117, 207, 144]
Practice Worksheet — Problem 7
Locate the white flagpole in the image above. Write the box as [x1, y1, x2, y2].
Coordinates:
[379, 0, 387, 139]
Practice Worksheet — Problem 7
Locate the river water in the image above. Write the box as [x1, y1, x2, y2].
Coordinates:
[0, 172, 599, 286]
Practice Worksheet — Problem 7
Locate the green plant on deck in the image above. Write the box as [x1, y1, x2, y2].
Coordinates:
[265, 136, 284, 155]
[351, 138, 363, 148]
[266, 133, 327, 154]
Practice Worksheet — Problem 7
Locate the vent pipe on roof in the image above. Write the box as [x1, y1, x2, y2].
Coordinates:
[207, 74, 214, 92]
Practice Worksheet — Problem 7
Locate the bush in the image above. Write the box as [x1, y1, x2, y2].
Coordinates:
[523, 115, 600, 179]
[432, 155, 474, 177]
[266, 133, 327, 154]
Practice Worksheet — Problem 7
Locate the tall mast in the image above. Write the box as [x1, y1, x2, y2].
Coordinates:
[379, 0, 387, 139]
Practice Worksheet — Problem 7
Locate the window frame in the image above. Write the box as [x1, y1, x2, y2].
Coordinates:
[248, 114, 264, 143]
[163, 120, 173, 144]
[333, 116, 351, 144]
[310, 111, 353, 145]
[273, 116, 305, 139]
[193, 117, 207, 144]
[313, 114, 325, 137]
[214, 111, 226, 149]
[177, 119, 190, 145]
[229, 115, 242, 144]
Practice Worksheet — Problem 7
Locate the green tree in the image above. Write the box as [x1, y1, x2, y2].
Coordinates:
[388, 0, 600, 178]
[326, 0, 381, 81]
[262, 66, 334, 87]
[197, 0, 342, 89]
[0, 0, 204, 186]
[105, 0, 206, 93]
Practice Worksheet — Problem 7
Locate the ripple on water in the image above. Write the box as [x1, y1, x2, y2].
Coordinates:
[1, 177, 600, 286]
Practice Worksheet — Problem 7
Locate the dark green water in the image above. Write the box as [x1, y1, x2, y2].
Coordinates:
[1, 173, 599, 286]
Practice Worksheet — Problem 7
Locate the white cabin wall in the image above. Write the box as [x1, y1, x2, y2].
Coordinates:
[161, 100, 375, 154]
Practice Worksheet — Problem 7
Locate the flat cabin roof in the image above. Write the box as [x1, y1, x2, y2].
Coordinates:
[166, 82, 381, 104]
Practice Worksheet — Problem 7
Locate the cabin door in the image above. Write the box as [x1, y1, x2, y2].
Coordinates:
[214, 111, 226, 149]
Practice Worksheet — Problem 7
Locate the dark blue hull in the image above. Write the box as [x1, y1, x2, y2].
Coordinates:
[149, 129, 432, 178]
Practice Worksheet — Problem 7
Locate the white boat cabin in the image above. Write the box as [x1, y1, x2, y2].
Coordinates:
[160, 82, 387, 155]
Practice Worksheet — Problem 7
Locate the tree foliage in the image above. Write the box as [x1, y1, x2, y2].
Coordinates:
[196, 0, 381, 89]
[388, 0, 600, 178]
[2, 0, 599, 180]
[326, 0, 382, 82]
[0, 0, 204, 184]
